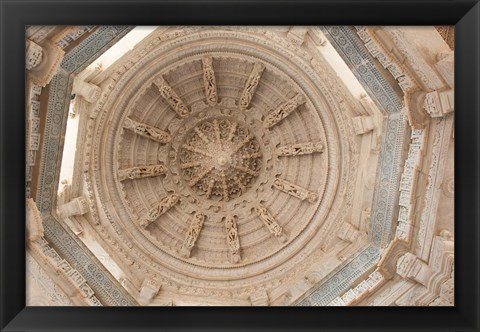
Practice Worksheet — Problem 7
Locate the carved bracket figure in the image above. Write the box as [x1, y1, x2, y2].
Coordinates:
[253, 204, 287, 243]
[140, 194, 180, 228]
[277, 141, 324, 157]
[153, 76, 190, 118]
[273, 177, 318, 203]
[225, 215, 241, 263]
[180, 212, 206, 258]
[263, 94, 306, 129]
[123, 118, 171, 144]
[202, 57, 217, 106]
[239, 63, 265, 111]
[118, 164, 167, 181]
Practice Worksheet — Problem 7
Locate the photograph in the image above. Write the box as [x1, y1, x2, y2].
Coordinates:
[25, 25, 455, 307]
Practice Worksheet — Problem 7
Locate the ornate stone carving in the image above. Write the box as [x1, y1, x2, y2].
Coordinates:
[250, 289, 269, 306]
[277, 141, 324, 157]
[352, 116, 375, 135]
[72, 77, 101, 103]
[225, 215, 241, 263]
[239, 63, 265, 110]
[123, 117, 171, 144]
[118, 164, 167, 181]
[27, 39, 65, 87]
[435, 26, 454, 50]
[253, 204, 287, 243]
[57, 196, 89, 218]
[273, 177, 318, 203]
[202, 56, 217, 106]
[26, 39, 44, 70]
[140, 194, 180, 228]
[60, 27, 373, 303]
[395, 129, 424, 241]
[435, 51, 454, 88]
[178, 118, 262, 201]
[153, 76, 190, 118]
[138, 277, 161, 305]
[296, 246, 381, 306]
[337, 223, 360, 243]
[29, 25, 137, 307]
[286, 27, 308, 46]
[180, 212, 206, 258]
[325, 26, 403, 113]
[26, 198, 44, 242]
[396, 252, 433, 287]
[423, 89, 454, 117]
[328, 270, 385, 306]
[416, 115, 453, 260]
[29, 238, 102, 306]
[263, 94, 306, 129]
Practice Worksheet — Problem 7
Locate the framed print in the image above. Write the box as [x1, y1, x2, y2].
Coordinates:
[1, 0, 479, 331]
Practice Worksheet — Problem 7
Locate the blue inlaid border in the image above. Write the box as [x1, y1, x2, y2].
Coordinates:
[35, 26, 136, 306]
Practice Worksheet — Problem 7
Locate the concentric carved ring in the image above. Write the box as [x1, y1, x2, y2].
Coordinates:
[178, 118, 263, 202]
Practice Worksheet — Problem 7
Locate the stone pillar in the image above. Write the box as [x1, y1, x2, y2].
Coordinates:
[396, 252, 433, 286]
[337, 223, 368, 261]
[57, 196, 89, 218]
[72, 77, 102, 103]
[138, 278, 161, 305]
[26, 198, 44, 242]
[423, 89, 454, 118]
[286, 27, 308, 46]
[337, 223, 361, 243]
[352, 116, 375, 135]
[250, 289, 269, 306]
[435, 51, 454, 88]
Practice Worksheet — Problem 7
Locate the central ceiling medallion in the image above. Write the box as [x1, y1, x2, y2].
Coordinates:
[178, 117, 262, 202]
[112, 44, 331, 272]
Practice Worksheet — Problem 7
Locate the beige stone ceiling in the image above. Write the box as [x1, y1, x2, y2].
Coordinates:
[79, 27, 372, 303]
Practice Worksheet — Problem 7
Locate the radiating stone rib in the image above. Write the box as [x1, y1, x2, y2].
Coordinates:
[194, 127, 210, 143]
[181, 144, 214, 158]
[231, 134, 254, 154]
[234, 176, 247, 193]
[118, 164, 167, 181]
[205, 179, 215, 198]
[232, 164, 259, 177]
[253, 204, 287, 243]
[273, 177, 318, 203]
[240, 152, 262, 159]
[227, 121, 238, 141]
[179, 161, 203, 169]
[239, 63, 265, 111]
[263, 94, 306, 129]
[140, 194, 180, 228]
[189, 165, 215, 187]
[225, 215, 241, 263]
[202, 56, 217, 106]
[180, 212, 206, 258]
[277, 141, 324, 157]
[123, 118, 171, 144]
[153, 76, 190, 118]
[221, 171, 230, 201]
[213, 119, 222, 145]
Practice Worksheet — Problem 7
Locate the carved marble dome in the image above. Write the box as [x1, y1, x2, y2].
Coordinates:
[26, 26, 454, 307]
[88, 27, 357, 297]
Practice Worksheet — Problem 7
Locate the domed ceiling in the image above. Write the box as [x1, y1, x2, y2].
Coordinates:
[82, 27, 371, 303]
[26, 25, 456, 308]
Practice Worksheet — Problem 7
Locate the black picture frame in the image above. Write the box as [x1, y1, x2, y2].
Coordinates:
[1, 0, 479, 331]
